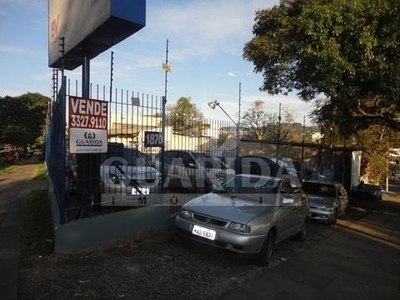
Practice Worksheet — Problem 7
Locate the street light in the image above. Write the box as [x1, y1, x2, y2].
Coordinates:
[207, 100, 237, 125]
[208, 82, 241, 161]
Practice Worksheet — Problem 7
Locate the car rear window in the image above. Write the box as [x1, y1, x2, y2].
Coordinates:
[302, 182, 336, 197]
[361, 184, 381, 192]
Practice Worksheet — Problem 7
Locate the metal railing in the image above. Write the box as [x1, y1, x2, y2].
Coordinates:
[46, 78, 355, 223]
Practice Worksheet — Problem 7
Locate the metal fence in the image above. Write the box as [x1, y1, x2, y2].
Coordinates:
[46, 78, 356, 224]
[47, 79, 238, 223]
[46, 76, 67, 224]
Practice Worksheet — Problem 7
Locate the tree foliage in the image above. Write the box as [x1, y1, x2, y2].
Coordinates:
[0, 93, 49, 148]
[167, 97, 205, 136]
[243, 0, 400, 134]
[241, 100, 299, 141]
[355, 125, 400, 183]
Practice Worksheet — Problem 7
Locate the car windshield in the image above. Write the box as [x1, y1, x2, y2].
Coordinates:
[127, 150, 150, 167]
[214, 175, 279, 195]
[302, 182, 336, 197]
[192, 152, 228, 169]
[362, 184, 381, 192]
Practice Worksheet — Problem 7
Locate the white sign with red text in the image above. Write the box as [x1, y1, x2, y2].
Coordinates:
[69, 96, 108, 154]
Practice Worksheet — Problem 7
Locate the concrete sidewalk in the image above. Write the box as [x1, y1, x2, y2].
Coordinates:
[0, 164, 47, 300]
[221, 197, 400, 300]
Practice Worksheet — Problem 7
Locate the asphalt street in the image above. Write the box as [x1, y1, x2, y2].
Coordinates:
[221, 181, 400, 300]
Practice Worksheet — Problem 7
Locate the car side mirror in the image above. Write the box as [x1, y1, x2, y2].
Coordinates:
[186, 162, 197, 169]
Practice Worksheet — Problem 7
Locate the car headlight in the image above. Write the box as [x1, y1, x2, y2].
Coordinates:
[179, 209, 191, 219]
[320, 206, 334, 212]
[110, 175, 120, 184]
[216, 172, 227, 181]
[229, 222, 251, 233]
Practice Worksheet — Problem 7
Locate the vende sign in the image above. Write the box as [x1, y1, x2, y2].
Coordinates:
[69, 96, 108, 154]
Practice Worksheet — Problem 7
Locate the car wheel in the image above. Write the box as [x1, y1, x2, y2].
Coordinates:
[328, 209, 338, 226]
[257, 230, 275, 267]
[293, 218, 308, 241]
[339, 207, 346, 219]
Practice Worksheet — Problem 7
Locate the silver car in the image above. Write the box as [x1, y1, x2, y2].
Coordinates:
[100, 156, 160, 206]
[301, 181, 348, 225]
[175, 174, 310, 266]
[155, 150, 235, 192]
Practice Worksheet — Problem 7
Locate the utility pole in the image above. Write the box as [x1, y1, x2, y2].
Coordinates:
[109, 51, 114, 133]
[58, 36, 66, 224]
[301, 115, 305, 180]
[110, 51, 114, 103]
[161, 39, 170, 193]
[236, 82, 241, 160]
[276, 103, 281, 162]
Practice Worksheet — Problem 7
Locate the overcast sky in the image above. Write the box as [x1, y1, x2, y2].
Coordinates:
[0, 0, 316, 125]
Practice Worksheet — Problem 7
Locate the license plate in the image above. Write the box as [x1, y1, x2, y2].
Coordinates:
[192, 225, 216, 240]
[132, 187, 150, 195]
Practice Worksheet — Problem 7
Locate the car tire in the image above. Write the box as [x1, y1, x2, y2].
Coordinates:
[328, 209, 338, 226]
[339, 208, 346, 220]
[257, 230, 275, 267]
[293, 218, 308, 241]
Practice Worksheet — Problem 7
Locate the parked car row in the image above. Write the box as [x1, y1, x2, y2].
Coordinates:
[172, 154, 350, 266]
[154, 150, 235, 193]
[68, 147, 357, 265]
[153, 151, 301, 193]
[96, 150, 352, 225]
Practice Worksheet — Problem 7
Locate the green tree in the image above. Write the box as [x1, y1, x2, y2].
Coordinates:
[355, 125, 399, 183]
[167, 97, 205, 136]
[241, 100, 298, 141]
[243, 0, 400, 134]
[0, 93, 49, 148]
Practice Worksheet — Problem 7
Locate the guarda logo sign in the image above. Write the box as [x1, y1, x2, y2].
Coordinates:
[84, 131, 96, 139]
[76, 131, 103, 147]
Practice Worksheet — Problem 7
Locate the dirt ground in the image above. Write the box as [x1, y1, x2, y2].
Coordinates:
[18, 185, 400, 300]
[3, 160, 397, 299]
[18, 223, 338, 300]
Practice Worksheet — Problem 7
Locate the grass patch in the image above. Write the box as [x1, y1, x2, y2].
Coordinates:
[34, 163, 47, 180]
[21, 189, 54, 255]
[0, 165, 17, 175]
